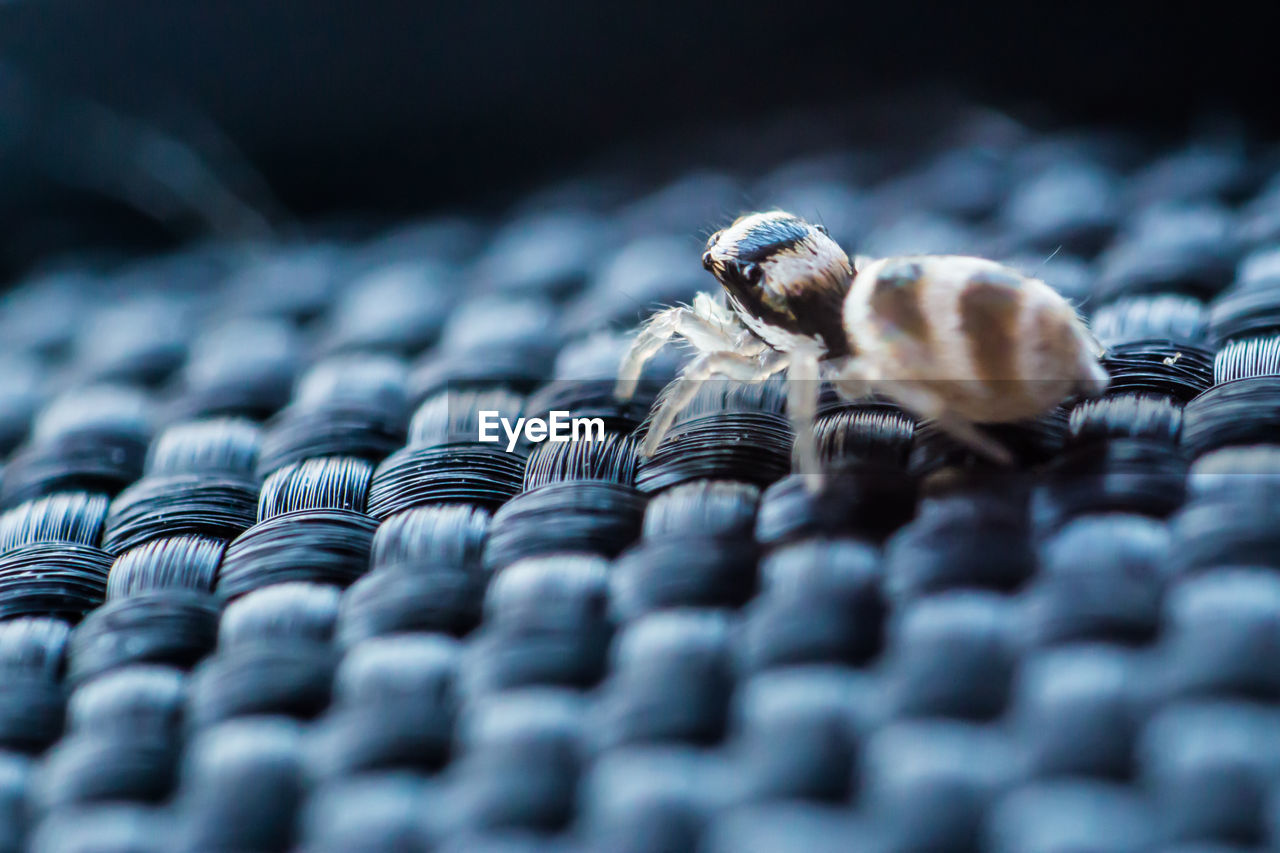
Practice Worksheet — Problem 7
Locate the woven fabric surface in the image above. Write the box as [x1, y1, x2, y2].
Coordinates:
[3, 110, 1280, 852]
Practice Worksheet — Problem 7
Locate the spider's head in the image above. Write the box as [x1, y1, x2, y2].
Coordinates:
[701, 210, 854, 356]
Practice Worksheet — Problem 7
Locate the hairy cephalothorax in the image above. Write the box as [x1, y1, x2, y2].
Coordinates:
[616, 210, 1110, 481]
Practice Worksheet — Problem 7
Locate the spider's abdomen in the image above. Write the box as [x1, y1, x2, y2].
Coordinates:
[845, 256, 1108, 423]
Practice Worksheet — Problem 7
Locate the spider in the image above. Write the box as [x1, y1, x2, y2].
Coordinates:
[615, 210, 1109, 480]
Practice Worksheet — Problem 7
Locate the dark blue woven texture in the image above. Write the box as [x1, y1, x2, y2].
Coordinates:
[3, 110, 1280, 852]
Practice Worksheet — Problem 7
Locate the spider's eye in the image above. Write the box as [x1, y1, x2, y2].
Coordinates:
[741, 262, 763, 285]
[701, 250, 715, 271]
[705, 230, 724, 251]
[814, 224, 830, 237]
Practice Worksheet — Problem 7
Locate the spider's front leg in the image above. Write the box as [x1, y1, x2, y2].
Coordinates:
[615, 294, 743, 401]
[786, 344, 824, 487]
[640, 349, 790, 458]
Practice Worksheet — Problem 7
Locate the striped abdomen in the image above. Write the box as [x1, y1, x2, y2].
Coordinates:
[845, 255, 1108, 423]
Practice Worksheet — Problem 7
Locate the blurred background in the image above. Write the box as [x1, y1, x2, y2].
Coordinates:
[1, 0, 1276, 278]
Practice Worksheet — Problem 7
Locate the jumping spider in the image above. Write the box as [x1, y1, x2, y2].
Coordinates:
[616, 210, 1109, 479]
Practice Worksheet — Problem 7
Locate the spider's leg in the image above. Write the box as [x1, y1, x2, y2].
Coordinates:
[786, 344, 824, 489]
[615, 308, 686, 402]
[888, 382, 1015, 465]
[690, 290, 744, 330]
[615, 299, 743, 401]
[1083, 323, 1108, 359]
[640, 349, 789, 458]
[931, 413, 1016, 465]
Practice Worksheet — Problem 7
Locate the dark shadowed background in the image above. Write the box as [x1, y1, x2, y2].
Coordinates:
[0, 0, 1274, 276]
